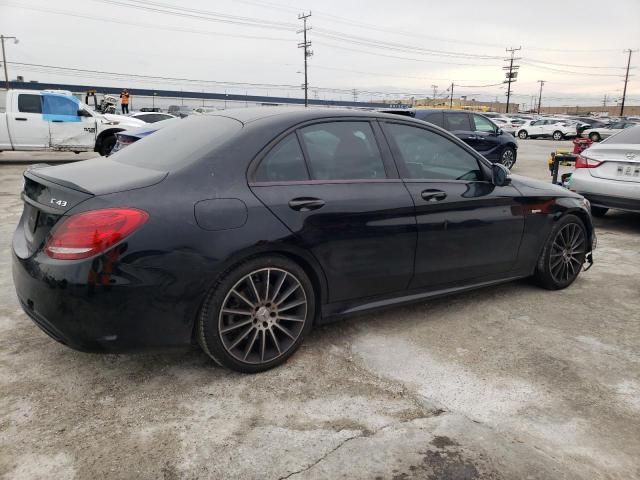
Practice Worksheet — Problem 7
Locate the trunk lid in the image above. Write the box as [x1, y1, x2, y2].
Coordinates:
[14, 159, 167, 258]
[585, 144, 640, 183]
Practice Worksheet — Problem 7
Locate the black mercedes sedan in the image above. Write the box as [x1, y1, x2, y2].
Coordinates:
[12, 108, 595, 373]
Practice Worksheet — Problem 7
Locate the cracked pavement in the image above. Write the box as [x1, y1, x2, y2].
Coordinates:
[1, 140, 639, 479]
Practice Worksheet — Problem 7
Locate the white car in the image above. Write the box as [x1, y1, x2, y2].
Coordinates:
[0, 89, 144, 155]
[492, 118, 518, 134]
[580, 121, 638, 142]
[130, 112, 176, 123]
[569, 125, 640, 216]
[516, 119, 577, 140]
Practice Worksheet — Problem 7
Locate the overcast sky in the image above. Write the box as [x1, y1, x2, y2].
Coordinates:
[1, 0, 639, 107]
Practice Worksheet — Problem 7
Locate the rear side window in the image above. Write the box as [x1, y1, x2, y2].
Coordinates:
[445, 112, 471, 131]
[416, 111, 444, 128]
[385, 123, 482, 181]
[603, 125, 640, 144]
[299, 122, 386, 180]
[254, 134, 308, 182]
[18, 94, 42, 114]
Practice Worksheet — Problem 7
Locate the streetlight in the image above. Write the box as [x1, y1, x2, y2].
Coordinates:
[1, 35, 19, 90]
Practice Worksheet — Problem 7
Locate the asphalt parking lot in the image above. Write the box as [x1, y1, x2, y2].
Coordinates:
[1, 140, 639, 479]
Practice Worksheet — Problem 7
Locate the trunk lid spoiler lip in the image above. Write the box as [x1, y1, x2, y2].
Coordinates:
[25, 169, 94, 195]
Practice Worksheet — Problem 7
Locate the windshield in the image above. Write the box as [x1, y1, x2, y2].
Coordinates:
[111, 115, 243, 170]
[602, 125, 640, 144]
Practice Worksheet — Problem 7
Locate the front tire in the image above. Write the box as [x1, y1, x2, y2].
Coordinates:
[552, 131, 563, 141]
[499, 146, 516, 169]
[518, 130, 528, 139]
[99, 134, 117, 156]
[198, 255, 315, 373]
[534, 214, 587, 290]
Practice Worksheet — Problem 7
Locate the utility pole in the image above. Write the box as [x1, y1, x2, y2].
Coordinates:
[352, 88, 358, 102]
[449, 83, 454, 109]
[431, 84, 438, 104]
[602, 94, 609, 108]
[537, 80, 545, 114]
[1, 35, 19, 90]
[297, 12, 312, 107]
[620, 49, 637, 116]
[503, 46, 521, 114]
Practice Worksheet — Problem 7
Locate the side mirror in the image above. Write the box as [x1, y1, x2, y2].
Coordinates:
[496, 128, 503, 135]
[77, 109, 91, 117]
[492, 163, 511, 187]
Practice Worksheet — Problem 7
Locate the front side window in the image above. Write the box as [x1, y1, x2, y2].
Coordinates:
[444, 112, 472, 131]
[18, 94, 42, 114]
[385, 123, 482, 181]
[254, 134, 308, 182]
[42, 94, 80, 122]
[299, 122, 386, 180]
[472, 114, 497, 133]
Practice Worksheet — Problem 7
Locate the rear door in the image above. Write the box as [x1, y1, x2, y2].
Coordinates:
[9, 93, 50, 149]
[443, 112, 475, 145]
[381, 120, 524, 289]
[249, 119, 417, 303]
[44, 93, 96, 150]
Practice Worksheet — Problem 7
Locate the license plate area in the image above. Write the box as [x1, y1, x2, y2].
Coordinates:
[617, 164, 640, 178]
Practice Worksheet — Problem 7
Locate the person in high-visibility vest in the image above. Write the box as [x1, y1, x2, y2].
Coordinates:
[120, 89, 130, 114]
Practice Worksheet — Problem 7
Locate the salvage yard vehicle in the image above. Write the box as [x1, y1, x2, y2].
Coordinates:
[111, 118, 180, 153]
[0, 89, 144, 156]
[130, 111, 176, 123]
[12, 108, 595, 373]
[569, 125, 640, 216]
[581, 121, 638, 142]
[383, 108, 519, 169]
[516, 118, 577, 140]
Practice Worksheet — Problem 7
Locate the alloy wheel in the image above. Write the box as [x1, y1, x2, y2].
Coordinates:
[501, 149, 515, 169]
[218, 268, 308, 364]
[549, 223, 586, 284]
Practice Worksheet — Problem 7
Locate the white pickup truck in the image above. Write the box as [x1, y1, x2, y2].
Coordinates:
[0, 89, 145, 156]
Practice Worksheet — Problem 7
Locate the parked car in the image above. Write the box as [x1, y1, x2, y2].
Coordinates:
[130, 112, 176, 123]
[492, 118, 519, 135]
[516, 119, 577, 140]
[0, 89, 144, 155]
[12, 108, 595, 372]
[111, 118, 180, 153]
[192, 107, 219, 114]
[383, 109, 519, 168]
[580, 121, 638, 142]
[167, 105, 194, 118]
[569, 125, 640, 216]
[571, 117, 610, 135]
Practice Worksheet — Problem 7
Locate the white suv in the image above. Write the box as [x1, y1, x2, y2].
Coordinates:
[516, 119, 577, 140]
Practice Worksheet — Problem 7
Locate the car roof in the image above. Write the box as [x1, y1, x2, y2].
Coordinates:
[207, 107, 422, 125]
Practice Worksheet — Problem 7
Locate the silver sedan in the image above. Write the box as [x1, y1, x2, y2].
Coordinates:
[569, 125, 640, 216]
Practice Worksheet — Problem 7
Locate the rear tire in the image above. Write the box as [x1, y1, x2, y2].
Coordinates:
[552, 131, 563, 141]
[534, 214, 587, 290]
[589, 132, 601, 142]
[197, 255, 315, 373]
[518, 130, 528, 139]
[590, 206, 608, 217]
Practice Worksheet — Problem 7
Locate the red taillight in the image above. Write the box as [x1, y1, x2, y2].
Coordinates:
[575, 155, 602, 169]
[45, 208, 149, 260]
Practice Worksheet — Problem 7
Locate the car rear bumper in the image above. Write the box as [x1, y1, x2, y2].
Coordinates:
[12, 250, 197, 353]
[570, 170, 640, 211]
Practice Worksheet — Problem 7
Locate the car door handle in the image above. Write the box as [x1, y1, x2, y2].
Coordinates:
[421, 190, 447, 202]
[51, 120, 63, 123]
[466, 135, 478, 140]
[15, 117, 27, 121]
[288, 197, 326, 211]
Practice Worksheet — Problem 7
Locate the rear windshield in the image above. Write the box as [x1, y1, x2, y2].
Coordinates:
[111, 115, 243, 171]
[603, 125, 640, 144]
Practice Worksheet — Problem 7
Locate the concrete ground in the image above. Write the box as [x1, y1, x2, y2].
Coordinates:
[1, 140, 639, 480]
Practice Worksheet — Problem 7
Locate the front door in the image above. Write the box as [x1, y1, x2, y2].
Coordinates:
[43, 93, 96, 150]
[381, 121, 525, 289]
[249, 120, 416, 303]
